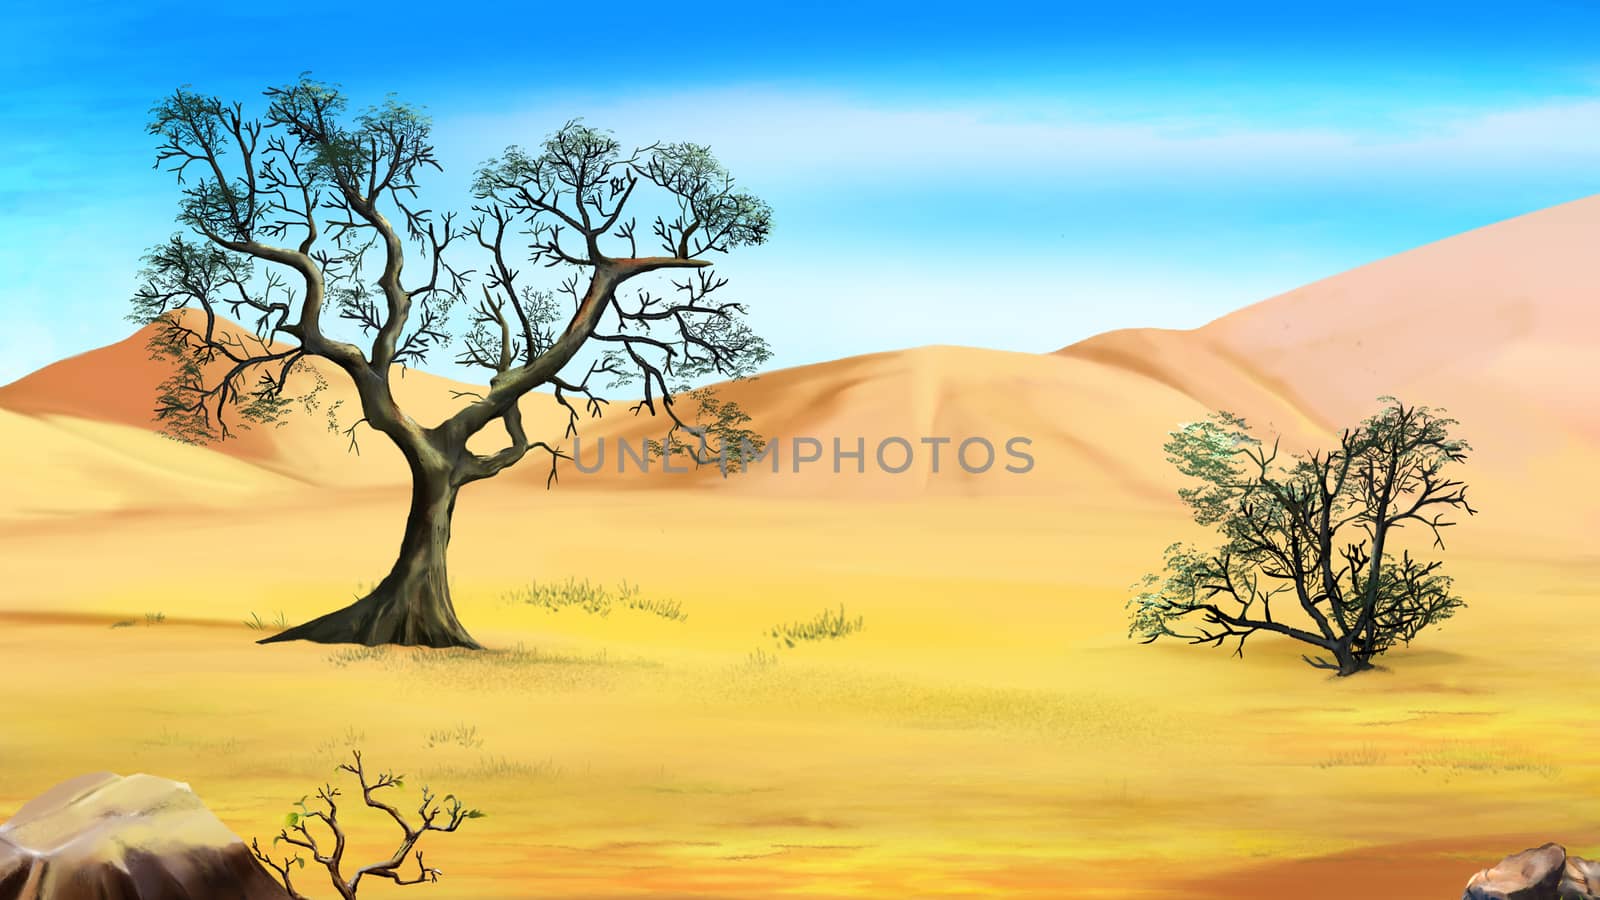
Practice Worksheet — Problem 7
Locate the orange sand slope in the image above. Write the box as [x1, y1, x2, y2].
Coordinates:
[1062, 192, 1600, 543]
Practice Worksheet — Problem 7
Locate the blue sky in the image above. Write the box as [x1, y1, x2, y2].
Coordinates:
[3, 0, 1599, 385]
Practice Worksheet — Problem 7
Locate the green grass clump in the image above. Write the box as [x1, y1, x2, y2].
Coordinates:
[327, 645, 388, 668]
[743, 646, 781, 670]
[1316, 745, 1387, 768]
[244, 610, 289, 630]
[768, 604, 864, 649]
[1409, 741, 1558, 778]
[426, 724, 485, 750]
[308, 726, 367, 765]
[506, 577, 687, 622]
[420, 754, 561, 781]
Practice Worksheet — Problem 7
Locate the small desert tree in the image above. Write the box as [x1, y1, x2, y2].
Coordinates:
[1127, 397, 1475, 676]
[133, 77, 772, 648]
[251, 751, 480, 898]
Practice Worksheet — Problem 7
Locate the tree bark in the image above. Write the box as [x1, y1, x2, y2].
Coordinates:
[260, 458, 481, 649]
[1333, 642, 1374, 677]
[1337, 658, 1372, 677]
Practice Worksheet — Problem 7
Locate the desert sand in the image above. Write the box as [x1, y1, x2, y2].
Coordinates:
[1, 196, 1597, 898]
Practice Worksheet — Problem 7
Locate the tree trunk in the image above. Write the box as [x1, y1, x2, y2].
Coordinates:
[1336, 658, 1372, 677]
[1333, 643, 1374, 677]
[259, 461, 482, 649]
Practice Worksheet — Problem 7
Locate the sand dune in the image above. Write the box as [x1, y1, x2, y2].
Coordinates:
[0, 407, 306, 521]
[515, 345, 1208, 502]
[0, 322, 1214, 508]
[1059, 194, 1600, 543]
[0, 313, 578, 509]
[1066, 194, 1599, 440]
[1, 195, 1595, 532]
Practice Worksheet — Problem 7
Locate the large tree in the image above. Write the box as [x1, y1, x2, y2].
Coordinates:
[1127, 398, 1475, 676]
[133, 78, 772, 648]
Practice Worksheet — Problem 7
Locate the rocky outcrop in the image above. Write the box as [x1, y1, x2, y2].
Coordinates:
[1565, 856, 1600, 900]
[0, 772, 289, 900]
[1463, 843, 1600, 900]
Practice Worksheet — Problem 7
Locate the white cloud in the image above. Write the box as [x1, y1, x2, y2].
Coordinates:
[440, 88, 1600, 186]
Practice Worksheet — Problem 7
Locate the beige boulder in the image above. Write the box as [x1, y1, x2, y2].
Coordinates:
[1463, 843, 1600, 900]
[1562, 855, 1600, 900]
[0, 772, 289, 900]
[1464, 843, 1568, 900]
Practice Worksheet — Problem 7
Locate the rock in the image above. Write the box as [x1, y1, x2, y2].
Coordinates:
[1464, 843, 1570, 900]
[1561, 856, 1600, 900]
[0, 772, 290, 900]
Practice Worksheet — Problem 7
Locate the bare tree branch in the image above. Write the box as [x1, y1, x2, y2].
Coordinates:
[252, 750, 480, 898]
